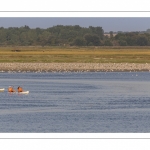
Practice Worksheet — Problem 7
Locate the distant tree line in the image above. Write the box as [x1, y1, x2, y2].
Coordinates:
[0, 25, 150, 46]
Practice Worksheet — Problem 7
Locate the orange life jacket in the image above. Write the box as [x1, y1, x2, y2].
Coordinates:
[8, 87, 14, 92]
[18, 87, 23, 92]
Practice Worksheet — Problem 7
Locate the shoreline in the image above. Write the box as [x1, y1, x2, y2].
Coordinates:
[0, 63, 150, 72]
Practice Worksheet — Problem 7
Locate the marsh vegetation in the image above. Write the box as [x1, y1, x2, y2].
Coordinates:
[1, 46, 150, 63]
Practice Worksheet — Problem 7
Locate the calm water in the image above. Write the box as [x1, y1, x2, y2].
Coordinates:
[0, 71, 150, 132]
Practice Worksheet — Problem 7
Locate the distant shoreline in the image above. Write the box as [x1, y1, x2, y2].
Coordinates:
[0, 63, 150, 72]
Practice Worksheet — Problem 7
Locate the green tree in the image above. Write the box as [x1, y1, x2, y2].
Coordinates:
[118, 40, 127, 46]
[38, 31, 52, 46]
[109, 31, 113, 39]
[104, 39, 113, 46]
[0, 25, 106, 46]
[84, 34, 100, 46]
[73, 37, 86, 46]
[137, 35, 148, 46]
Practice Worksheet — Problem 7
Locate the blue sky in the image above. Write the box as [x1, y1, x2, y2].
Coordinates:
[0, 17, 150, 32]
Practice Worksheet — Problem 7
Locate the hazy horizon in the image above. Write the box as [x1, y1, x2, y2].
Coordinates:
[0, 17, 150, 33]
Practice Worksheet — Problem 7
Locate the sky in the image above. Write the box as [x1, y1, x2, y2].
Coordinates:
[0, 0, 150, 33]
[0, 17, 150, 33]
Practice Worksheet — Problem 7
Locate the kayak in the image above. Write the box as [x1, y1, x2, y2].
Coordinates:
[8, 91, 29, 94]
[0, 88, 5, 92]
[18, 91, 29, 94]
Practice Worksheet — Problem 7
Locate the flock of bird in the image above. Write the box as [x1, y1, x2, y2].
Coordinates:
[0, 63, 150, 73]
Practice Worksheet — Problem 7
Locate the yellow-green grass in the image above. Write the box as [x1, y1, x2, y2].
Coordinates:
[0, 46, 150, 63]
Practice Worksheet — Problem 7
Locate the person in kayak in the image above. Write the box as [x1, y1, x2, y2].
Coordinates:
[8, 86, 15, 92]
[17, 86, 23, 92]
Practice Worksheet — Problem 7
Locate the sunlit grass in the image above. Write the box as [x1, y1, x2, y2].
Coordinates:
[0, 46, 150, 63]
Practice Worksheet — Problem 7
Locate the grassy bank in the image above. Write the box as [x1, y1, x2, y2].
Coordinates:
[0, 46, 150, 63]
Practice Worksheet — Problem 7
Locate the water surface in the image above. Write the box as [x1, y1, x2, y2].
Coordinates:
[0, 72, 150, 132]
